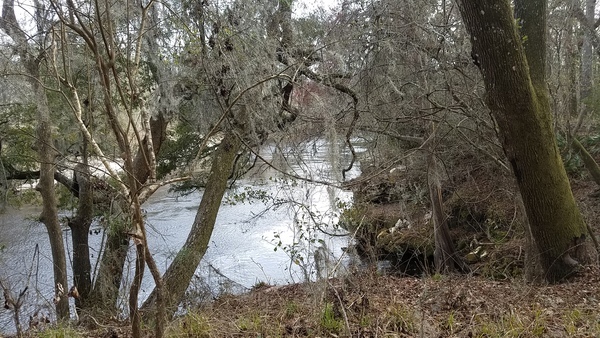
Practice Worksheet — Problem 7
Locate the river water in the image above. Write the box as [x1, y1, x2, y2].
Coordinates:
[0, 138, 362, 334]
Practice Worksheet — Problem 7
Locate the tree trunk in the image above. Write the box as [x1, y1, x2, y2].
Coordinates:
[34, 81, 70, 319]
[88, 207, 129, 312]
[1, 0, 69, 319]
[69, 158, 93, 312]
[141, 130, 241, 318]
[90, 114, 168, 313]
[457, 0, 597, 282]
[573, 0, 595, 134]
[428, 146, 467, 274]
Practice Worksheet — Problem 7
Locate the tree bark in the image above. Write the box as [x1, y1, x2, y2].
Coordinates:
[34, 78, 70, 319]
[573, 0, 595, 134]
[68, 160, 93, 313]
[457, 0, 597, 282]
[88, 213, 129, 312]
[427, 140, 468, 274]
[141, 130, 241, 318]
[0, 0, 69, 318]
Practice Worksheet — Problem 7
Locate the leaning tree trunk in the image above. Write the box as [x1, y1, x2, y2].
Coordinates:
[457, 0, 597, 282]
[141, 129, 241, 319]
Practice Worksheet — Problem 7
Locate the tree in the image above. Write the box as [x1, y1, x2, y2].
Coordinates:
[456, 0, 597, 282]
[49, 0, 174, 334]
[0, 0, 70, 319]
[141, 0, 300, 319]
[573, 0, 595, 134]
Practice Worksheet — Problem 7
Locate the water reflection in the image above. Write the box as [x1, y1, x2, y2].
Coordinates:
[0, 138, 363, 333]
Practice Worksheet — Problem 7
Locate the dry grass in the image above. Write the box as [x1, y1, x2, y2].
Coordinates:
[16, 265, 600, 337]
[160, 265, 600, 337]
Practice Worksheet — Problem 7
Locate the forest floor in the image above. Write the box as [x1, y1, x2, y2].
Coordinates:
[24, 264, 600, 337]
[179, 265, 600, 338]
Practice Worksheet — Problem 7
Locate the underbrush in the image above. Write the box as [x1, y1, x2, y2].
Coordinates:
[162, 267, 600, 337]
[12, 266, 600, 337]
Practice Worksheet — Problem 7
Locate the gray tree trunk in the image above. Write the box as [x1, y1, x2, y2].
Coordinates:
[574, 0, 595, 133]
[33, 80, 70, 319]
[0, 0, 69, 319]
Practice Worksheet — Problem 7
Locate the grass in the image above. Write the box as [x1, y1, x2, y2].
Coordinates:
[384, 304, 417, 334]
[320, 302, 343, 333]
[476, 312, 545, 337]
[36, 325, 81, 338]
[166, 312, 211, 337]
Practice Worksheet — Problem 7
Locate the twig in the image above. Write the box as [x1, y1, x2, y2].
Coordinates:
[328, 280, 350, 335]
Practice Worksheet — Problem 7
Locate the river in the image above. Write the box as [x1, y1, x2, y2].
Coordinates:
[0, 138, 362, 334]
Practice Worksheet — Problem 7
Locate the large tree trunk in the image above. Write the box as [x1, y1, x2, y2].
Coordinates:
[141, 130, 241, 318]
[457, 0, 597, 282]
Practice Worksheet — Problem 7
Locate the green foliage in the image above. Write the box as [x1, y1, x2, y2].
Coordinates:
[446, 311, 456, 334]
[251, 281, 270, 290]
[320, 302, 343, 333]
[56, 183, 77, 210]
[359, 315, 372, 328]
[167, 311, 211, 337]
[476, 308, 546, 338]
[156, 120, 205, 179]
[562, 151, 583, 180]
[560, 308, 600, 336]
[337, 201, 366, 232]
[106, 217, 129, 237]
[0, 104, 38, 171]
[564, 308, 582, 336]
[431, 273, 444, 281]
[285, 301, 299, 318]
[577, 133, 600, 155]
[386, 304, 416, 333]
[237, 313, 263, 332]
[225, 186, 270, 205]
[37, 325, 82, 338]
[556, 132, 600, 177]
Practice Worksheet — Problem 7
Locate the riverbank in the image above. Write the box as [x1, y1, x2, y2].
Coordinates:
[14, 265, 600, 337]
[4, 147, 600, 337]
